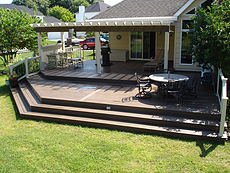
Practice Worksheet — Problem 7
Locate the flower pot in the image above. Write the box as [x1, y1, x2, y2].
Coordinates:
[5, 80, 9, 86]
[9, 77, 18, 88]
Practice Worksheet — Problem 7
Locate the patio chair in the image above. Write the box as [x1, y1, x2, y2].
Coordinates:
[135, 72, 152, 99]
[166, 80, 182, 104]
[143, 49, 164, 72]
[47, 54, 57, 69]
[181, 74, 199, 99]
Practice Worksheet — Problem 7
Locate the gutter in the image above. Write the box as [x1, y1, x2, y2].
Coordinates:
[87, 16, 178, 23]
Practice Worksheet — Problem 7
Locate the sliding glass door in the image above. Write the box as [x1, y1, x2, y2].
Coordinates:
[131, 32, 142, 59]
[130, 32, 155, 60]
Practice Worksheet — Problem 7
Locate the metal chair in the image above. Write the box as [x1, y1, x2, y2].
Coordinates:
[166, 80, 182, 104]
[135, 72, 152, 98]
[182, 74, 199, 99]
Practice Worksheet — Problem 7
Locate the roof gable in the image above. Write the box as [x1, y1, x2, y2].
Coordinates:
[0, 4, 43, 16]
[85, 2, 110, 13]
[91, 0, 189, 20]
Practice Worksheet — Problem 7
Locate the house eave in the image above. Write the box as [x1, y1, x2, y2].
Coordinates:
[87, 16, 178, 23]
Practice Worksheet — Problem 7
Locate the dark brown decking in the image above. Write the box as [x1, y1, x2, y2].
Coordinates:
[40, 60, 220, 114]
[10, 60, 227, 142]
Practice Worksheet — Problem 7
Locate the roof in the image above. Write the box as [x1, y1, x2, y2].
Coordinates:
[76, 2, 110, 13]
[91, 0, 189, 20]
[0, 4, 43, 16]
[43, 17, 63, 23]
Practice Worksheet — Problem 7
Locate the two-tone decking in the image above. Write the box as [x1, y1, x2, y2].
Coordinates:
[10, 60, 227, 142]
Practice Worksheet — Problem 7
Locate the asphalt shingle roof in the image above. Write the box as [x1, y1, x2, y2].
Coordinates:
[85, 2, 110, 13]
[0, 4, 43, 16]
[43, 17, 63, 23]
[91, 0, 189, 19]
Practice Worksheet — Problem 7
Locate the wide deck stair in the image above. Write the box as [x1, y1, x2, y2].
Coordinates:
[11, 74, 227, 143]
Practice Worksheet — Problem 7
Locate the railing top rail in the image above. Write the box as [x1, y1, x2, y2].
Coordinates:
[28, 56, 41, 60]
[218, 69, 228, 81]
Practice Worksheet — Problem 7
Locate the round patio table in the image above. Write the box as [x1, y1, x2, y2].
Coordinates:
[149, 73, 189, 82]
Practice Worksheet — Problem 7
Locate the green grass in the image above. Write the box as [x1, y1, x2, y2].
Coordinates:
[0, 74, 230, 172]
[46, 40, 58, 45]
[73, 49, 98, 60]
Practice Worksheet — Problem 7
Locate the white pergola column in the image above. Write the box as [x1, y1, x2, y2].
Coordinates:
[164, 32, 169, 70]
[95, 32, 101, 74]
[61, 32, 65, 51]
[37, 32, 44, 70]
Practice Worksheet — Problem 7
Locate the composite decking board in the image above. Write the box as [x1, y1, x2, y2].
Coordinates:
[12, 82, 227, 142]
[11, 87, 28, 113]
[26, 75, 221, 122]
[38, 70, 220, 115]
[20, 111, 223, 139]
[18, 80, 220, 129]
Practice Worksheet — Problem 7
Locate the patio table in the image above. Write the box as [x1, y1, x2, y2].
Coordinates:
[149, 73, 189, 83]
[69, 57, 83, 68]
[149, 73, 189, 101]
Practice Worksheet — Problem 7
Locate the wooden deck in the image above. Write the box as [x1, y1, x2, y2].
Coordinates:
[10, 60, 227, 142]
[41, 60, 219, 114]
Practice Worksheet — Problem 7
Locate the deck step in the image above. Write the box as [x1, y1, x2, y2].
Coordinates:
[27, 76, 221, 121]
[18, 81, 221, 132]
[11, 85, 227, 143]
[40, 71, 137, 85]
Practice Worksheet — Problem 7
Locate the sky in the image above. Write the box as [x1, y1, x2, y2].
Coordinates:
[0, 0, 123, 6]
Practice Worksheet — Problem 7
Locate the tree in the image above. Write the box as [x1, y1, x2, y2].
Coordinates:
[86, 0, 104, 4]
[49, 0, 90, 13]
[0, 8, 46, 66]
[12, 0, 50, 15]
[70, 0, 90, 13]
[49, 6, 75, 22]
[188, 1, 230, 76]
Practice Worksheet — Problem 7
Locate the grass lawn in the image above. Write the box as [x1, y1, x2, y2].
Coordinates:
[0, 77, 230, 172]
[0, 58, 230, 172]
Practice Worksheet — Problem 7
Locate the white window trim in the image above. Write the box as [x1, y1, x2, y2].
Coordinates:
[183, 7, 196, 16]
[179, 19, 193, 65]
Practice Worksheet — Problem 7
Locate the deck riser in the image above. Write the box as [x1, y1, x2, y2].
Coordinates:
[40, 73, 137, 85]
[40, 97, 220, 121]
[31, 106, 219, 132]
[20, 113, 225, 144]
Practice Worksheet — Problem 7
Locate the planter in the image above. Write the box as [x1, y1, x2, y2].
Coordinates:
[9, 77, 18, 88]
[5, 80, 9, 86]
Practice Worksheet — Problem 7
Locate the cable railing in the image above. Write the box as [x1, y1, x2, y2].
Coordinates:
[216, 69, 228, 136]
[10, 56, 41, 81]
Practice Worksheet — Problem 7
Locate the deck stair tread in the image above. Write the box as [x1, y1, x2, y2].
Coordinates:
[18, 81, 220, 129]
[10, 78, 227, 142]
[21, 111, 220, 138]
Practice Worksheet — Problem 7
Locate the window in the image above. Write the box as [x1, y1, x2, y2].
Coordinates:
[186, 8, 196, 15]
[180, 20, 193, 65]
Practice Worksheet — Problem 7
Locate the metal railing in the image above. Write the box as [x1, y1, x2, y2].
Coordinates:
[216, 69, 228, 136]
[10, 56, 41, 81]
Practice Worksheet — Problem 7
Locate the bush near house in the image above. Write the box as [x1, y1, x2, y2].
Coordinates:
[188, 1, 230, 126]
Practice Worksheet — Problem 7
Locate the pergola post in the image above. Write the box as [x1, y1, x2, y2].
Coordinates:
[164, 32, 169, 70]
[61, 32, 65, 51]
[95, 32, 101, 74]
[37, 32, 43, 70]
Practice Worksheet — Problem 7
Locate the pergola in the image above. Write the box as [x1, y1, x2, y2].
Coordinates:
[31, 18, 176, 73]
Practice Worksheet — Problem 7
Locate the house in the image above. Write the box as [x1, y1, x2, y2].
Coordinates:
[89, 0, 215, 72]
[75, 2, 110, 37]
[22, 0, 228, 142]
[32, 0, 216, 72]
[0, 4, 68, 40]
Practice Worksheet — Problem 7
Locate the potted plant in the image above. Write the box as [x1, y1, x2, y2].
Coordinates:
[7, 70, 18, 87]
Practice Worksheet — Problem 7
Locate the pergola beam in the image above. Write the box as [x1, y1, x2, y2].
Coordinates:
[35, 26, 169, 32]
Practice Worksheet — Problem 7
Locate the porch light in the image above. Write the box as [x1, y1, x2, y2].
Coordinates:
[169, 30, 174, 37]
